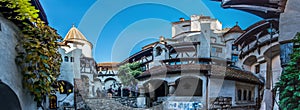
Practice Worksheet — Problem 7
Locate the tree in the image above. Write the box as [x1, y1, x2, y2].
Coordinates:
[117, 62, 142, 86]
[275, 32, 300, 110]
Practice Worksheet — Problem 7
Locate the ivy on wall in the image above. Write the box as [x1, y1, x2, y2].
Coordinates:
[275, 32, 300, 110]
[0, 0, 62, 104]
[118, 62, 142, 86]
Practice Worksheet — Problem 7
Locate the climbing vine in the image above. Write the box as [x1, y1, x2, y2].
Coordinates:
[0, 0, 62, 104]
[275, 32, 300, 109]
[118, 62, 142, 86]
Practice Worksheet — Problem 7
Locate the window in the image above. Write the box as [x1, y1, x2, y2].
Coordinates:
[255, 64, 260, 74]
[236, 84, 255, 103]
[49, 95, 57, 109]
[211, 37, 216, 43]
[248, 91, 252, 101]
[232, 45, 238, 51]
[155, 47, 162, 56]
[231, 54, 238, 62]
[237, 89, 242, 101]
[212, 47, 216, 53]
[70, 57, 74, 62]
[243, 90, 247, 100]
[216, 48, 222, 53]
[64, 56, 69, 62]
[0, 23, 2, 31]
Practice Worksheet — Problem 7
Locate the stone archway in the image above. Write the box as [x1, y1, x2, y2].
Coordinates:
[175, 76, 203, 96]
[0, 81, 21, 110]
[143, 79, 168, 104]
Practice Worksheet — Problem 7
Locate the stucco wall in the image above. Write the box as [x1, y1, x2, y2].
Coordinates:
[279, 0, 300, 42]
[0, 15, 37, 109]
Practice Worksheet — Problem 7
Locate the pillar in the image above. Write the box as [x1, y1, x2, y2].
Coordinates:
[88, 81, 94, 97]
[137, 85, 146, 108]
[168, 82, 176, 96]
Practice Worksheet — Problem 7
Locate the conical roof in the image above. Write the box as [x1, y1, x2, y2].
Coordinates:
[63, 25, 88, 41]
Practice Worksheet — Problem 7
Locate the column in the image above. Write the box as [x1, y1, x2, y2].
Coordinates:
[168, 82, 176, 96]
[88, 81, 94, 97]
[137, 85, 146, 108]
[263, 57, 273, 110]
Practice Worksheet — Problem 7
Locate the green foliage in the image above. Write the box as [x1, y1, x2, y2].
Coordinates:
[117, 62, 142, 86]
[0, 0, 62, 104]
[275, 32, 300, 110]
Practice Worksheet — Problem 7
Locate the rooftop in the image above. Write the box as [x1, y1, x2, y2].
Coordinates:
[63, 25, 89, 42]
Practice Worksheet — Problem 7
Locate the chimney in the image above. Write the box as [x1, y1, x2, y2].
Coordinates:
[179, 18, 185, 22]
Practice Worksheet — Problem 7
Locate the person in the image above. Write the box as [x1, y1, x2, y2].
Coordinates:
[107, 85, 114, 98]
[117, 86, 121, 97]
[96, 88, 101, 98]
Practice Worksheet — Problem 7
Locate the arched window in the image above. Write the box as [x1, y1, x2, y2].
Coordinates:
[248, 91, 252, 101]
[64, 56, 69, 62]
[237, 89, 242, 101]
[155, 47, 162, 56]
[49, 95, 57, 109]
[243, 90, 247, 100]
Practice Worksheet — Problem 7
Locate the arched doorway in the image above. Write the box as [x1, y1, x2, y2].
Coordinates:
[175, 76, 203, 96]
[144, 79, 168, 106]
[0, 81, 21, 110]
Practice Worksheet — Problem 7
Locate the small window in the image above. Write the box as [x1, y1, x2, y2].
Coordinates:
[156, 47, 162, 56]
[231, 54, 238, 62]
[232, 45, 238, 51]
[0, 23, 2, 31]
[216, 47, 222, 53]
[248, 91, 252, 101]
[237, 89, 242, 101]
[255, 64, 260, 74]
[70, 57, 74, 62]
[49, 95, 57, 109]
[212, 47, 216, 53]
[211, 37, 216, 43]
[64, 56, 69, 62]
[182, 25, 190, 27]
[243, 90, 247, 100]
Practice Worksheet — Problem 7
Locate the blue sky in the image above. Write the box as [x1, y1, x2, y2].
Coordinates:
[40, 0, 262, 63]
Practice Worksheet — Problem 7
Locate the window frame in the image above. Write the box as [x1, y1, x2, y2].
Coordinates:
[64, 56, 69, 62]
[70, 57, 74, 62]
[235, 83, 255, 104]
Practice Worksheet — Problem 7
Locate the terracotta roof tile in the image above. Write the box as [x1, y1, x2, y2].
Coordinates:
[138, 64, 263, 85]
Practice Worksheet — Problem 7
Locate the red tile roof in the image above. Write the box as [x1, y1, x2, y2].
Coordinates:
[138, 64, 262, 85]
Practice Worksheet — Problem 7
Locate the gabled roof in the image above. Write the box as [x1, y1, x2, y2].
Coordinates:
[63, 25, 89, 42]
[223, 24, 244, 36]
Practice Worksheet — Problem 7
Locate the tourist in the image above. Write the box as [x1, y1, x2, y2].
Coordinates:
[107, 85, 114, 98]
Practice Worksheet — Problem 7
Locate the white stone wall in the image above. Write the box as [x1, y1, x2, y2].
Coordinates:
[172, 22, 191, 37]
[60, 39, 92, 58]
[279, 0, 300, 42]
[59, 48, 82, 81]
[0, 15, 37, 110]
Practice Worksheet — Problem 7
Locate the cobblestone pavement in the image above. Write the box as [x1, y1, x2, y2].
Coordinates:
[85, 98, 163, 110]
